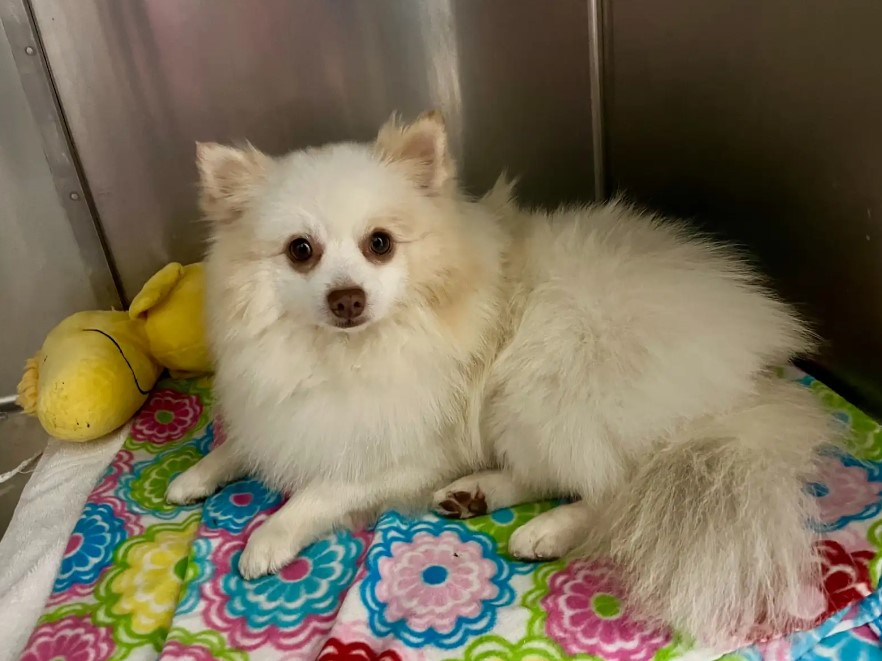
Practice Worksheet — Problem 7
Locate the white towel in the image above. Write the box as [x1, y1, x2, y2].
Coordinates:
[0, 424, 128, 661]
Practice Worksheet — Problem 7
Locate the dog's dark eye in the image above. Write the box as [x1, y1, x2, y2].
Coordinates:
[369, 231, 392, 256]
[287, 238, 312, 262]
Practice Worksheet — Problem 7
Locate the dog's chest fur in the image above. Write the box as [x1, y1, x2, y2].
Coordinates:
[214, 317, 473, 492]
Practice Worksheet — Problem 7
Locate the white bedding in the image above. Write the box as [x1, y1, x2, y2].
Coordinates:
[0, 424, 127, 661]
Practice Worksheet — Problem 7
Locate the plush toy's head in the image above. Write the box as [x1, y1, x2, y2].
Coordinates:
[128, 262, 212, 374]
[17, 262, 212, 442]
[17, 311, 162, 441]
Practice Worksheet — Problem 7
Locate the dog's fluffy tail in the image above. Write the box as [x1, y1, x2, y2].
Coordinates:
[579, 377, 835, 645]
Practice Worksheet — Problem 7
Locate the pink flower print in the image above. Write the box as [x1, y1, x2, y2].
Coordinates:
[21, 614, 114, 661]
[131, 389, 202, 443]
[375, 530, 499, 635]
[90, 450, 135, 501]
[756, 636, 793, 661]
[362, 519, 516, 648]
[810, 454, 882, 530]
[816, 539, 874, 621]
[825, 524, 874, 555]
[211, 414, 227, 449]
[542, 561, 671, 661]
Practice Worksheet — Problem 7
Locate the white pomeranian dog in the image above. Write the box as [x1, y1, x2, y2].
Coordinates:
[167, 111, 832, 644]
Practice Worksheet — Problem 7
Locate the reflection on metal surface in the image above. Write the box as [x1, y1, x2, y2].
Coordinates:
[0, 0, 121, 309]
[0, 2, 111, 396]
[607, 0, 882, 411]
[587, 0, 606, 199]
[32, 0, 597, 299]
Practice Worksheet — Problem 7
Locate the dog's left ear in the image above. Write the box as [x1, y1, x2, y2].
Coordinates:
[375, 111, 454, 193]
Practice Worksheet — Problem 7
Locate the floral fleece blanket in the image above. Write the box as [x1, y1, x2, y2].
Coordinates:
[19, 369, 882, 661]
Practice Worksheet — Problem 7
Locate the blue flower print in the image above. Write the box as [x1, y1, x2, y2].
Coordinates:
[204, 479, 281, 534]
[187, 421, 217, 455]
[811, 451, 882, 533]
[218, 531, 363, 630]
[176, 535, 214, 615]
[53, 501, 127, 592]
[799, 626, 882, 661]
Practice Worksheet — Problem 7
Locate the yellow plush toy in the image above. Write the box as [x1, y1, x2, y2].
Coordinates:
[16, 262, 211, 441]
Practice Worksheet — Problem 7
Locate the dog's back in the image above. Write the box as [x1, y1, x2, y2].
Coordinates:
[482, 200, 831, 642]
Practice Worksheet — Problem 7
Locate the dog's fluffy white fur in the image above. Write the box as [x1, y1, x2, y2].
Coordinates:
[168, 112, 833, 645]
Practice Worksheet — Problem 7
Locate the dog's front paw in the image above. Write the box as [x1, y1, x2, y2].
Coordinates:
[508, 516, 571, 561]
[166, 467, 215, 505]
[238, 522, 301, 580]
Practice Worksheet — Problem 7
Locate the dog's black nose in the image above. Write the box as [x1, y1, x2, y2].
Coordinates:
[327, 287, 366, 320]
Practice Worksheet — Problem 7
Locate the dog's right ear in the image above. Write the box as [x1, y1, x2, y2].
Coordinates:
[195, 142, 270, 222]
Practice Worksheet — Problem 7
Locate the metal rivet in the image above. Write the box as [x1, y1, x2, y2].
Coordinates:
[24, 46, 35, 56]
[69, 192, 81, 201]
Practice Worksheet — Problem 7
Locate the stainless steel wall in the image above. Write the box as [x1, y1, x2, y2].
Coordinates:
[606, 0, 882, 412]
[31, 0, 597, 301]
[10, 0, 882, 409]
[0, 15, 107, 399]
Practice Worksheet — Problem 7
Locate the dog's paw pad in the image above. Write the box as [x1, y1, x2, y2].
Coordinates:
[433, 488, 488, 519]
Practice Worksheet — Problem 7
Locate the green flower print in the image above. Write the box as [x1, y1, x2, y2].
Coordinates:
[464, 501, 558, 555]
[808, 380, 882, 462]
[126, 445, 204, 516]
